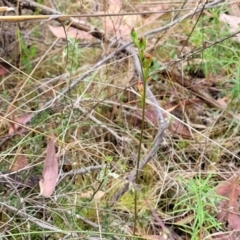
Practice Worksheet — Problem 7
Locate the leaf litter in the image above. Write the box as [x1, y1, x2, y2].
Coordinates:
[39, 138, 58, 197]
[216, 175, 240, 231]
[1, 0, 240, 238]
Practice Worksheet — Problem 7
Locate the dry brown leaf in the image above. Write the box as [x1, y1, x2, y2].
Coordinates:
[169, 118, 192, 139]
[39, 139, 58, 197]
[144, 105, 158, 126]
[144, 105, 192, 138]
[0, 65, 7, 76]
[219, 14, 240, 42]
[130, 105, 157, 127]
[48, 25, 93, 40]
[228, 2, 240, 17]
[8, 113, 33, 134]
[9, 155, 28, 172]
[131, 105, 192, 138]
[100, 0, 141, 39]
[216, 176, 240, 231]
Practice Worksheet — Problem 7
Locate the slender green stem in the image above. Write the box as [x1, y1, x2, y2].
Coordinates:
[130, 29, 150, 235]
[133, 65, 147, 235]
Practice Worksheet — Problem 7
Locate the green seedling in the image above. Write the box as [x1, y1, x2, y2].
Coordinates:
[173, 174, 223, 239]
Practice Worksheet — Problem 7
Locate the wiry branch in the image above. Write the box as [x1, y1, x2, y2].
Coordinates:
[1, 202, 63, 232]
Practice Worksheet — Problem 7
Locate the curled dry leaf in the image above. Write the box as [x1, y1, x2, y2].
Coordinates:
[8, 113, 33, 134]
[168, 118, 192, 139]
[0, 62, 10, 76]
[216, 176, 240, 231]
[131, 105, 192, 139]
[39, 139, 58, 197]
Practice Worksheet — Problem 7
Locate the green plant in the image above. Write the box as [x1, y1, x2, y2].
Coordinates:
[172, 174, 222, 239]
[131, 29, 153, 234]
[185, 6, 240, 104]
[18, 32, 37, 73]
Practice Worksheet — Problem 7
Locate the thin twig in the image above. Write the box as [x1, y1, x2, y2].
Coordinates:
[76, 105, 131, 142]
[66, 210, 99, 229]
[1, 202, 63, 232]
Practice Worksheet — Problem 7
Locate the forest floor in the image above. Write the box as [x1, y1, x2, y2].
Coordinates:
[0, 0, 240, 239]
